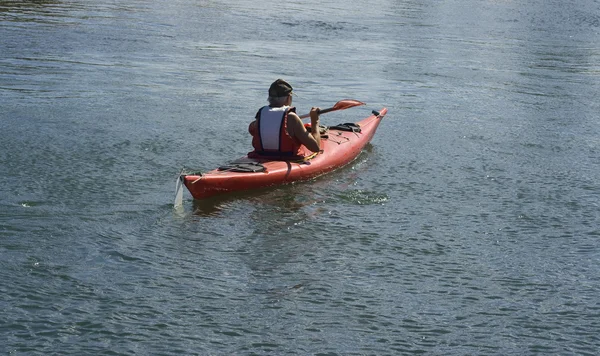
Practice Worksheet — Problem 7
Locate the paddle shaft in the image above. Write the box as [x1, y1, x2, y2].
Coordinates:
[298, 99, 365, 119]
[299, 106, 336, 119]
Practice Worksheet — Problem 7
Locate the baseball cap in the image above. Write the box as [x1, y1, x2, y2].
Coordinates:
[268, 79, 294, 97]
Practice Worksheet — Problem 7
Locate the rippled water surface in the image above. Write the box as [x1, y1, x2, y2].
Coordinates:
[2, 0, 600, 354]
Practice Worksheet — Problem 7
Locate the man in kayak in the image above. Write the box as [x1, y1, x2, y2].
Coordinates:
[248, 79, 322, 159]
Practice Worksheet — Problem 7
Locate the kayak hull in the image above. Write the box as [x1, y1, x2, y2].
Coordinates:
[182, 108, 387, 200]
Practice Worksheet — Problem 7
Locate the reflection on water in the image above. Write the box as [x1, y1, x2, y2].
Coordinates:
[191, 183, 314, 217]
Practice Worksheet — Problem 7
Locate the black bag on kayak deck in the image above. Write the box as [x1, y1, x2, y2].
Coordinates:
[328, 123, 361, 133]
[218, 162, 266, 173]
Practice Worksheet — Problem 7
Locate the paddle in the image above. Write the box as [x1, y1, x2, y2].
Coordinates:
[174, 170, 184, 208]
[299, 99, 365, 119]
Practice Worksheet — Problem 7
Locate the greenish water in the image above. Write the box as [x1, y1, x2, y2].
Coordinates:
[1, 0, 599, 354]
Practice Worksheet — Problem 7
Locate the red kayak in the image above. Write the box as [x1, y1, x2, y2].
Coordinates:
[178, 107, 387, 200]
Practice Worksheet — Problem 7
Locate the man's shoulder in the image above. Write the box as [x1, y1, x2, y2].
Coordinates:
[285, 110, 303, 136]
[286, 111, 302, 126]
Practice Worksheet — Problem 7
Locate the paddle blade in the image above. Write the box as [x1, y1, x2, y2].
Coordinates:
[174, 174, 184, 208]
[331, 99, 366, 111]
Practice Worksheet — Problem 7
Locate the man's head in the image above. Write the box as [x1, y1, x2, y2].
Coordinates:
[268, 79, 294, 98]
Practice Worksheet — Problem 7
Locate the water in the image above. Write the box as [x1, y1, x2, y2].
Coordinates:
[1, 0, 599, 354]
